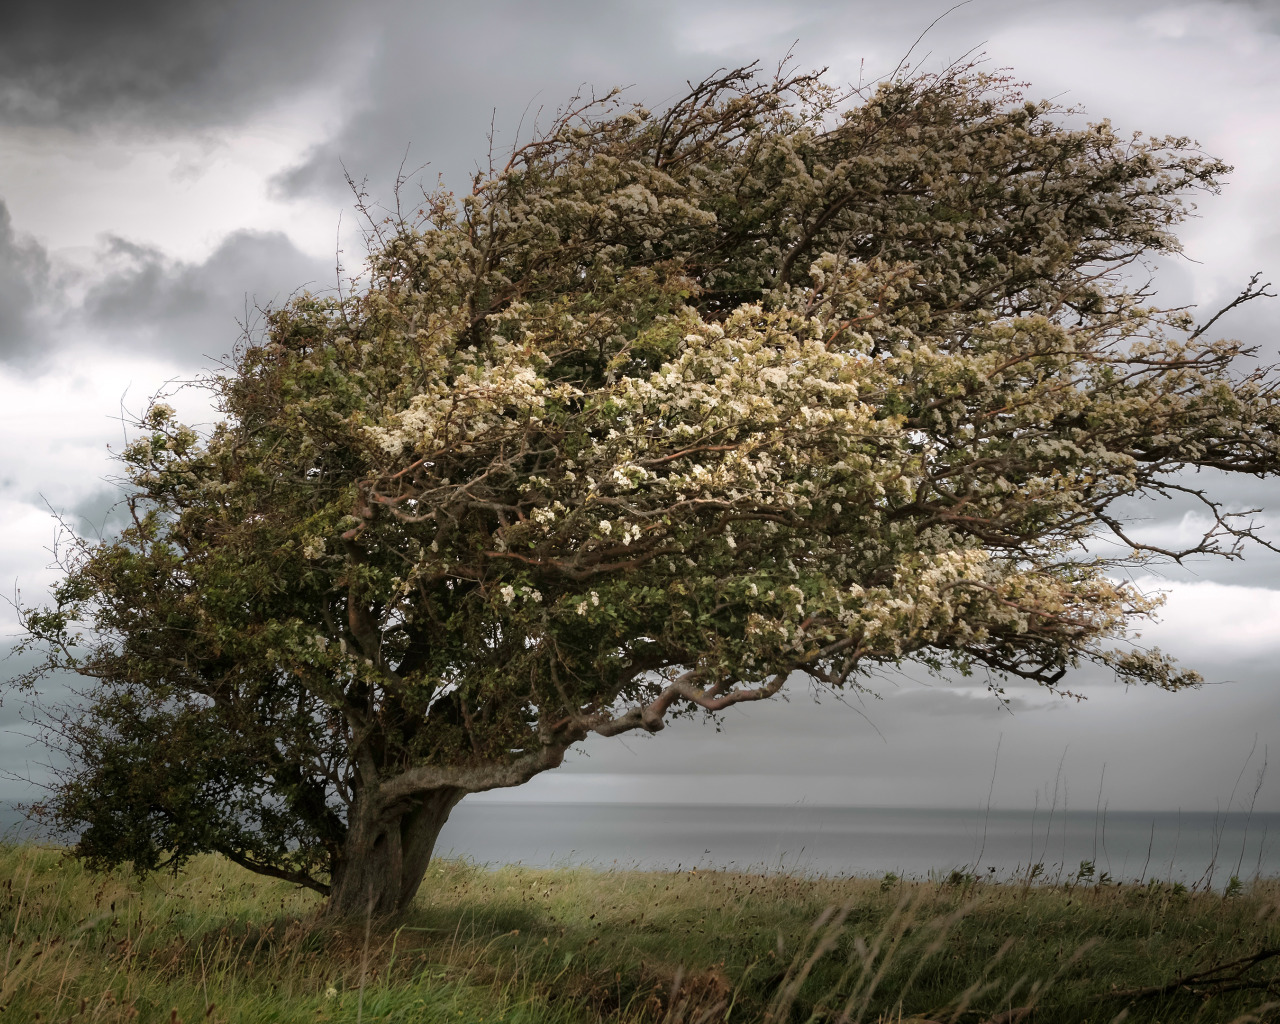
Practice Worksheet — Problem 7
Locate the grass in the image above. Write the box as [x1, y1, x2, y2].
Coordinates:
[3, 843, 1280, 1023]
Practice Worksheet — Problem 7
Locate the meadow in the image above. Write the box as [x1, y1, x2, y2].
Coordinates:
[3, 843, 1279, 1023]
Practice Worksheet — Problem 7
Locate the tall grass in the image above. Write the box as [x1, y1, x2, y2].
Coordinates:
[3, 843, 1279, 1022]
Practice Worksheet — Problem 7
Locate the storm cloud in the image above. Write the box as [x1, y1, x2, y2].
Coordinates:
[0, 201, 52, 363]
[80, 230, 334, 365]
[0, 0, 360, 129]
[268, 0, 1280, 203]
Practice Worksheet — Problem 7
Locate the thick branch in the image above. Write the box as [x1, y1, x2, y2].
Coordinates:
[377, 736, 579, 805]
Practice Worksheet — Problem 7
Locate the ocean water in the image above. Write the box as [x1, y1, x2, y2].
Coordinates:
[439, 803, 1280, 886]
[6, 801, 1278, 886]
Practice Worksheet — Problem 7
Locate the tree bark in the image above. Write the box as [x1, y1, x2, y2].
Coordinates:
[327, 786, 464, 918]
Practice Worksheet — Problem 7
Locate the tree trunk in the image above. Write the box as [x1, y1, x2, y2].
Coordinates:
[327, 786, 464, 918]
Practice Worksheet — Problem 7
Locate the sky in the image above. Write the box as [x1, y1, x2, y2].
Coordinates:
[1, 0, 1278, 820]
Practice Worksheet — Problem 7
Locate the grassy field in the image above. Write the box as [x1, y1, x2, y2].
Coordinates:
[3, 844, 1280, 1023]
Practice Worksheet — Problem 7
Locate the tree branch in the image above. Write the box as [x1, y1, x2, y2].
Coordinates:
[589, 671, 790, 738]
[217, 848, 331, 896]
[1189, 272, 1275, 341]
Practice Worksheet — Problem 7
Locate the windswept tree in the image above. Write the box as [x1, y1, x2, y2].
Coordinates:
[15, 62, 1279, 916]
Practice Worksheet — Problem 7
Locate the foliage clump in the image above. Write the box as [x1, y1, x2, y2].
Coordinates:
[14, 62, 1280, 915]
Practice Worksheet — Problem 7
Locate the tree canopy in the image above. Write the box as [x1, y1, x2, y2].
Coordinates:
[15, 62, 1280, 916]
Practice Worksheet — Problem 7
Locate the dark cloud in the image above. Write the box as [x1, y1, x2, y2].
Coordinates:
[276, 0, 1280, 204]
[0, 202, 335, 367]
[273, 0, 729, 202]
[81, 230, 334, 366]
[10, 0, 1258, 195]
[0, 201, 52, 362]
[275, 0, 1103, 202]
[0, 0, 361, 129]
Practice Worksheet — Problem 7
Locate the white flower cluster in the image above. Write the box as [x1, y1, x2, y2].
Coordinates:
[499, 584, 543, 606]
[302, 537, 326, 560]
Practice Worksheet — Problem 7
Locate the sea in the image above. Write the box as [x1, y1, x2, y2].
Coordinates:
[6, 802, 1279, 887]
[439, 803, 1280, 887]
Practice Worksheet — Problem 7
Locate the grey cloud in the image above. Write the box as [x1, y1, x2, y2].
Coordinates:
[273, 0, 1074, 202]
[4, 0, 1272, 161]
[273, 0, 1277, 204]
[8, 0, 1260, 192]
[67, 486, 132, 542]
[880, 686, 1051, 718]
[0, 201, 53, 363]
[1132, 549, 1280, 590]
[1149, 253, 1280, 365]
[552, 659, 1280, 811]
[274, 0, 721, 202]
[1098, 464, 1280, 589]
[0, 0, 362, 129]
[297, 1, 1125, 199]
[0, 210, 334, 368]
[81, 230, 335, 366]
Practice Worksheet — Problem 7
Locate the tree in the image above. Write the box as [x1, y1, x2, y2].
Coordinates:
[14, 62, 1279, 917]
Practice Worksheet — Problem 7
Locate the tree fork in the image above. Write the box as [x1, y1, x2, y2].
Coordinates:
[327, 787, 464, 918]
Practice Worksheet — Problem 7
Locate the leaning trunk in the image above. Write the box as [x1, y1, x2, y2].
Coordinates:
[327, 787, 464, 918]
